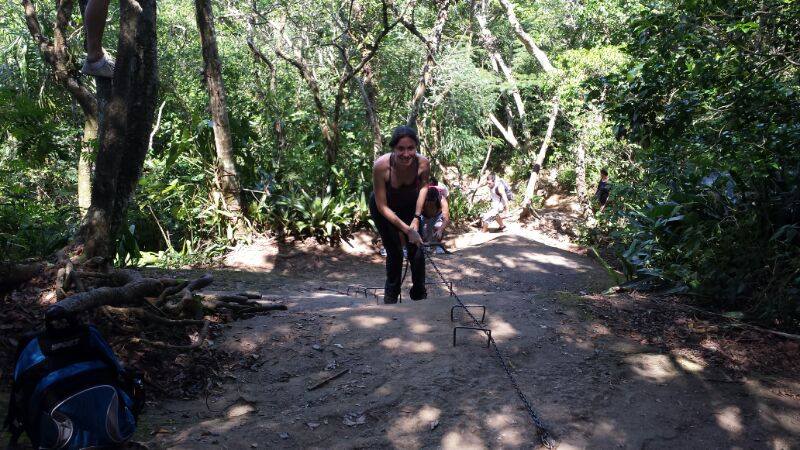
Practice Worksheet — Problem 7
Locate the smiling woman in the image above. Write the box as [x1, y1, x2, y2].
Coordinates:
[369, 125, 430, 304]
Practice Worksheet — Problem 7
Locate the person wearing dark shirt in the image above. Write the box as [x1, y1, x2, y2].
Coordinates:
[369, 126, 430, 303]
[595, 168, 610, 212]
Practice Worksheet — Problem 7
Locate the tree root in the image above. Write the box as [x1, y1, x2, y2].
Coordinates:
[130, 320, 210, 350]
[103, 305, 206, 326]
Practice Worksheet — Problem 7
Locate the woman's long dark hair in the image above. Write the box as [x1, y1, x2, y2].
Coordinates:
[388, 125, 420, 148]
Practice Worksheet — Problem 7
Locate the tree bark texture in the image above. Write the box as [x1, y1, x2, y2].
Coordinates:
[575, 140, 586, 204]
[195, 0, 245, 227]
[522, 96, 559, 207]
[79, 0, 159, 259]
[405, 0, 453, 128]
[357, 61, 383, 158]
[78, 117, 98, 212]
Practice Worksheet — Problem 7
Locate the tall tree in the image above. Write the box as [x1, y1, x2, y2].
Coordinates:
[495, 0, 560, 212]
[78, 0, 159, 259]
[21, 0, 98, 213]
[195, 0, 245, 233]
[404, 0, 453, 128]
[251, 0, 396, 170]
[472, 0, 530, 154]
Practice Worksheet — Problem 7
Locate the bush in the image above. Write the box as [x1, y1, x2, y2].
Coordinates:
[253, 188, 368, 244]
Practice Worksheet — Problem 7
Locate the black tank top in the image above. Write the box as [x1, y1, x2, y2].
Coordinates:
[385, 153, 420, 217]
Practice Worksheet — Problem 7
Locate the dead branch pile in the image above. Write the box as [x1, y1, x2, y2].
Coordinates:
[0, 253, 286, 398]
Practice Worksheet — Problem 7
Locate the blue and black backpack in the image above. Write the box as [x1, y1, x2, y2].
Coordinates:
[4, 319, 144, 449]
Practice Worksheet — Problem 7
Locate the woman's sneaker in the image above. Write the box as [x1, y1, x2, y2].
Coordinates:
[409, 287, 427, 301]
[81, 52, 115, 78]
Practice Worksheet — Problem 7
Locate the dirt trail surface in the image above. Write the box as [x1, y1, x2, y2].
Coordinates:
[135, 228, 799, 449]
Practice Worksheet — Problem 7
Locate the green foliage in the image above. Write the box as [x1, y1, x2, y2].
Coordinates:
[593, 0, 800, 326]
[447, 189, 488, 226]
[252, 188, 367, 244]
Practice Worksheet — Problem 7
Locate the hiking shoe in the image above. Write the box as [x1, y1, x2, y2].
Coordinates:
[383, 292, 399, 304]
[409, 287, 427, 301]
[81, 51, 115, 78]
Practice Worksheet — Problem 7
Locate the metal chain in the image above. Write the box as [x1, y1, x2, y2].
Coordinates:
[423, 248, 557, 449]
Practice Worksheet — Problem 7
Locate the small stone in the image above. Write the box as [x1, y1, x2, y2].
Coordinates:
[279, 432, 290, 440]
[251, 444, 258, 448]
[307, 422, 320, 429]
[312, 344, 323, 351]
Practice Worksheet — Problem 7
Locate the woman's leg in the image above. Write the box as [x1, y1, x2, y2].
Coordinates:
[406, 243, 426, 300]
[84, 0, 110, 62]
[370, 195, 403, 303]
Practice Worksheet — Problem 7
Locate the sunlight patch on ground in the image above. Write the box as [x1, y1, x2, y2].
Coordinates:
[588, 420, 627, 447]
[519, 252, 582, 270]
[484, 410, 524, 446]
[714, 406, 743, 435]
[386, 405, 441, 449]
[625, 353, 678, 382]
[441, 429, 487, 449]
[380, 337, 436, 353]
[773, 437, 793, 449]
[407, 318, 433, 334]
[350, 314, 391, 328]
[486, 315, 519, 341]
[588, 322, 612, 335]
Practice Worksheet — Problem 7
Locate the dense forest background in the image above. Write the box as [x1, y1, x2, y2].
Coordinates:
[0, 0, 798, 327]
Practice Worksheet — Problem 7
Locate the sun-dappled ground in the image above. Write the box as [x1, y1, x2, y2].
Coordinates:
[136, 229, 800, 449]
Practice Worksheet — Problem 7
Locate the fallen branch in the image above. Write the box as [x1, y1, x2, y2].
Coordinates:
[104, 306, 206, 326]
[156, 279, 189, 306]
[130, 320, 210, 350]
[47, 277, 179, 320]
[307, 368, 349, 391]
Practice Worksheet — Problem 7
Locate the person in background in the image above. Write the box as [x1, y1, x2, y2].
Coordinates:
[426, 176, 450, 242]
[369, 126, 430, 303]
[595, 168, 610, 212]
[81, 0, 115, 78]
[421, 188, 445, 244]
[481, 173, 509, 232]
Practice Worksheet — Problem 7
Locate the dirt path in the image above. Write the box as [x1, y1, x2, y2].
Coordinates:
[143, 229, 800, 449]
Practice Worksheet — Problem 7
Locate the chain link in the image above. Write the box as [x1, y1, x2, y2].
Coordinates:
[423, 248, 556, 449]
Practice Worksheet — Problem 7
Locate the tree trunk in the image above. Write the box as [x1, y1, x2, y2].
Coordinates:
[521, 97, 559, 209]
[496, 0, 556, 74]
[78, 116, 98, 213]
[79, 0, 159, 259]
[356, 62, 383, 157]
[575, 140, 586, 205]
[495, 0, 559, 214]
[473, 0, 531, 150]
[22, 0, 99, 216]
[406, 0, 452, 127]
[195, 0, 245, 232]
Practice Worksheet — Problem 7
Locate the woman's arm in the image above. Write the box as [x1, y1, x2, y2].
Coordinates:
[373, 157, 412, 233]
[440, 196, 450, 228]
[412, 157, 431, 228]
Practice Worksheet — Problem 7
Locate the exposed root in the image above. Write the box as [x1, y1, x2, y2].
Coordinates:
[130, 320, 210, 350]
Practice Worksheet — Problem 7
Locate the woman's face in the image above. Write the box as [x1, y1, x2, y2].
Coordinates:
[393, 136, 417, 167]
